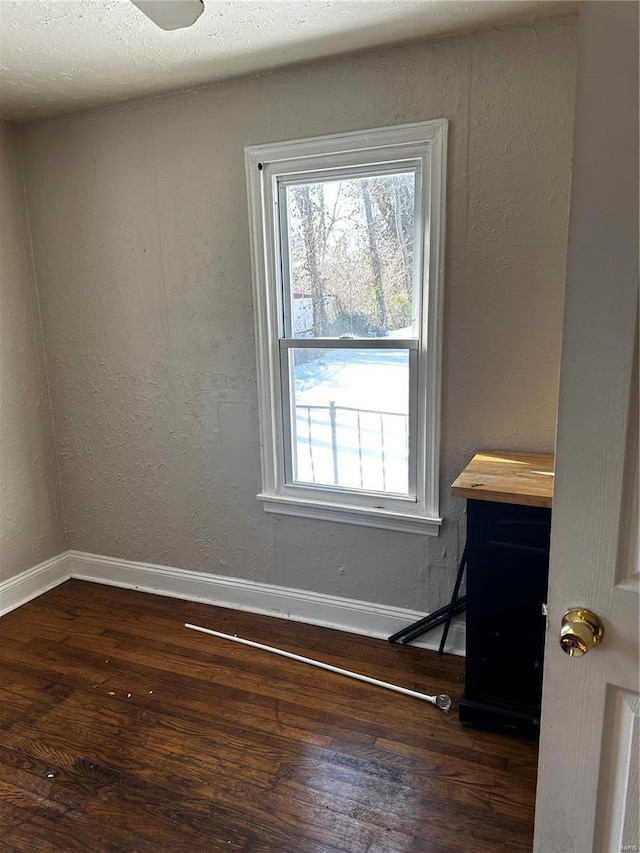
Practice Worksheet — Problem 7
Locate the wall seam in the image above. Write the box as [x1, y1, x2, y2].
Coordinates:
[17, 129, 70, 550]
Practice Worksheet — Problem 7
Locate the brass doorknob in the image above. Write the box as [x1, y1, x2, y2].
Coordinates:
[560, 608, 604, 657]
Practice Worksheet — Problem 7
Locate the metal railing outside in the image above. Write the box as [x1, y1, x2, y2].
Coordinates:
[295, 401, 408, 491]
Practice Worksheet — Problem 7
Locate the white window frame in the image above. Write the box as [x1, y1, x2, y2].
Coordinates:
[245, 120, 447, 535]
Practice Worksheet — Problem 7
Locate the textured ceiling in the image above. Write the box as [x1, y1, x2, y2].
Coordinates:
[0, 0, 578, 123]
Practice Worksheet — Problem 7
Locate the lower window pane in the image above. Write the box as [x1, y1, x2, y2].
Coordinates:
[287, 348, 410, 495]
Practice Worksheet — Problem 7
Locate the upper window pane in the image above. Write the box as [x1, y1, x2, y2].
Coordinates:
[282, 171, 418, 339]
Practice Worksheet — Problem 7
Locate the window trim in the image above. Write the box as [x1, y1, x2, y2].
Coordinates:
[245, 120, 448, 535]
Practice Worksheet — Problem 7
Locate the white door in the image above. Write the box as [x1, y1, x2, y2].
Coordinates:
[534, 3, 639, 852]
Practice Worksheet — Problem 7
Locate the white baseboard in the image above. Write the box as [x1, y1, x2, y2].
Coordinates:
[69, 551, 466, 656]
[1, 550, 465, 656]
[0, 552, 71, 618]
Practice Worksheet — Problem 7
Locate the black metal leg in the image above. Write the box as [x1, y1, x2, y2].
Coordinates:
[388, 600, 456, 644]
[387, 547, 467, 647]
[396, 596, 466, 645]
[437, 546, 467, 656]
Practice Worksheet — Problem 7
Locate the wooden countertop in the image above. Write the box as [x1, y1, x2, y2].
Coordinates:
[451, 450, 555, 508]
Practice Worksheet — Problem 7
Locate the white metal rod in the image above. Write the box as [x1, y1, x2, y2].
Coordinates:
[184, 623, 451, 710]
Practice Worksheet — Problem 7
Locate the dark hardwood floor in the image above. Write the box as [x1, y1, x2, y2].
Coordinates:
[0, 580, 538, 852]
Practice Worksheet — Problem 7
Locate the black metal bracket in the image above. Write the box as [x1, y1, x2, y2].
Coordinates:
[388, 547, 467, 654]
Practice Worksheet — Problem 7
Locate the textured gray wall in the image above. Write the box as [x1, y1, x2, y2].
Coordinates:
[20, 15, 577, 610]
[0, 121, 66, 582]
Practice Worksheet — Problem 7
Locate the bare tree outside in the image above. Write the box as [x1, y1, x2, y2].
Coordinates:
[285, 172, 416, 339]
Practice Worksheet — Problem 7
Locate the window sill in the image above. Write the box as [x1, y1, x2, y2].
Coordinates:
[257, 493, 442, 536]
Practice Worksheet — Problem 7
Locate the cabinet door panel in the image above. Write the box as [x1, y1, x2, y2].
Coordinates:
[463, 500, 551, 727]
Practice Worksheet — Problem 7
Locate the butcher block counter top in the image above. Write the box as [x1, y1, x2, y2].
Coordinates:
[451, 450, 555, 508]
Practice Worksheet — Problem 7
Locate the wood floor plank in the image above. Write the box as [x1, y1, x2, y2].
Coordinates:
[0, 743, 253, 852]
[31, 580, 465, 694]
[0, 580, 538, 852]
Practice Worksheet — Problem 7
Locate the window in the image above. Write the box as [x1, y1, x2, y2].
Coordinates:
[245, 120, 447, 534]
